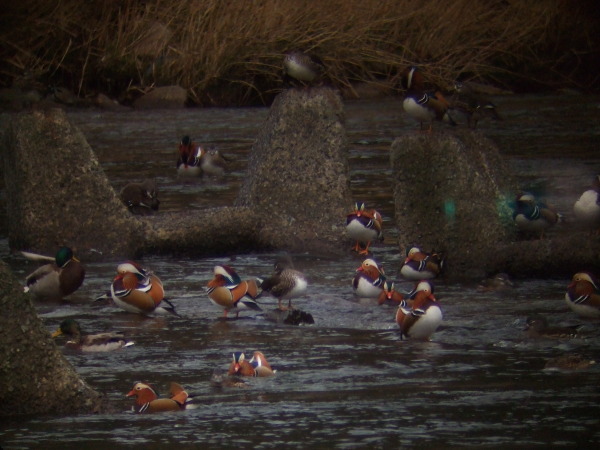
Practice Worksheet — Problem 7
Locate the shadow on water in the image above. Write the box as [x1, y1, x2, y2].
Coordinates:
[1, 93, 600, 447]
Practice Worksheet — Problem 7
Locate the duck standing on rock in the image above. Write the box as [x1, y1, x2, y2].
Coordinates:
[400, 66, 455, 132]
[283, 50, 326, 87]
[23, 246, 85, 302]
[260, 254, 308, 310]
[52, 318, 134, 351]
[512, 192, 561, 239]
[346, 202, 384, 255]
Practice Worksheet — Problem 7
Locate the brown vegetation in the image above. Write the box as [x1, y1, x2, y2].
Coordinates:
[1, 0, 598, 106]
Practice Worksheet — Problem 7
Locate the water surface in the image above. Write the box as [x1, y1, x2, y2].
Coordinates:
[1, 93, 600, 448]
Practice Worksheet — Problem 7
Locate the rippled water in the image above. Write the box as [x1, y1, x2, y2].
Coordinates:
[1, 93, 600, 448]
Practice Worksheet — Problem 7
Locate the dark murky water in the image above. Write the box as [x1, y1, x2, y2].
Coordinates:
[1, 94, 600, 448]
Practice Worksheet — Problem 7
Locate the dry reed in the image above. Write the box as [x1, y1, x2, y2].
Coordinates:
[1, 0, 598, 105]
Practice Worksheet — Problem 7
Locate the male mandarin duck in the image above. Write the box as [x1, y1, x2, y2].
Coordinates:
[127, 382, 190, 413]
[228, 351, 275, 377]
[395, 281, 442, 340]
[449, 81, 502, 129]
[401, 66, 456, 132]
[512, 192, 561, 239]
[108, 261, 175, 316]
[573, 175, 600, 233]
[346, 201, 384, 255]
[565, 272, 600, 318]
[523, 314, 583, 339]
[260, 254, 308, 310]
[377, 281, 405, 306]
[51, 318, 134, 352]
[352, 258, 386, 299]
[119, 179, 159, 215]
[177, 135, 229, 177]
[400, 246, 445, 281]
[23, 246, 85, 301]
[283, 50, 326, 87]
[206, 265, 262, 318]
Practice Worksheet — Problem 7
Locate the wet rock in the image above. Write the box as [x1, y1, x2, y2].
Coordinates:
[1, 108, 147, 259]
[133, 85, 188, 109]
[265, 308, 315, 325]
[391, 131, 517, 280]
[236, 87, 352, 255]
[0, 261, 108, 416]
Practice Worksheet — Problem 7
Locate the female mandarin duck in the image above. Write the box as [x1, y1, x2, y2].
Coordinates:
[395, 281, 442, 340]
[346, 202, 384, 255]
[565, 272, 600, 318]
[283, 50, 326, 87]
[127, 382, 190, 413]
[523, 314, 583, 339]
[177, 135, 229, 177]
[260, 254, 308, 310]
[23, 246, 85, 301]
[377, 281, 405, 306]
[573, 175, 600, 233]
[109, 261, 175, 316]
[206, 265, 262, 318]
[352, 258, 386, 299]
[400, 246, 445, 281]
[228, 351, 276, 377]
[449, 81, 502, 129]
[401, 66, 455, 132]
[119, 179, 159, 215]
[512, 192, 561, 239]
[51, 318, 133, 352]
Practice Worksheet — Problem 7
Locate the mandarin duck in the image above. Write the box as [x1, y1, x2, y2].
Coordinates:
[260, 254, 308, 310]
[400, 246, 445, 281]
[477, 273, 514, 293]
[449, 81, 502, 128]
[206, 265, 262, 318]
[573, 175, 600, 233]
[127, 382, 190, 413]
[51, 318, 133, 352]
[352, 258, 386, 299]
[523, 314, 583, 339]
[395, 281, 442, 340]
[107, 261, 175, 316]
[401, 66, 456, 132]
[565, 272, 600, 318]
[228, 351, 275, 377]
[346, 202, 384, 255]
[23, 246, 85, 302]
[119, 179, 159, 215]
[377, 281, 405, 306]
[283, 50, 326, 87]
[512, 192, 561, 239]
[177, 136, 230, 177]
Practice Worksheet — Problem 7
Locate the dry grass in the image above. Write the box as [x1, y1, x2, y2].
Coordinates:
[1, 0, 598, 105]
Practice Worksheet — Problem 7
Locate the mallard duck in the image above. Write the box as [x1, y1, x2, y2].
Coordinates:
[51, 318, 133, 351]
[23, 246, 85, 301]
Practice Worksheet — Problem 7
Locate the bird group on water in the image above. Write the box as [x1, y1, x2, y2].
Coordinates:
[19, 51, 599, 413]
